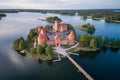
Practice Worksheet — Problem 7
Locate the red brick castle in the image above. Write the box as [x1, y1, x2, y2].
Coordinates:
[37, 20, 75, 46]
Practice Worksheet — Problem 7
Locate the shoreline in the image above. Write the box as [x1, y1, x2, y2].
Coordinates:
[75, 26, 95, 32]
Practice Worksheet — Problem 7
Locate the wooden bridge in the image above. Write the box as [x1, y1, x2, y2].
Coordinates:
[54, 46, 94, 80]
[67, 56, 93, 80]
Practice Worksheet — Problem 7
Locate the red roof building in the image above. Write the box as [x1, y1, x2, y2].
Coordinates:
[37, 21, 75, 46]
[53, 20, 68, 32]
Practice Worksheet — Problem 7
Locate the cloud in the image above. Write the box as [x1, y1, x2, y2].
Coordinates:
[0, 0, 120, 9]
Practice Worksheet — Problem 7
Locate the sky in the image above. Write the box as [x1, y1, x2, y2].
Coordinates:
[0, 0, 120, 9]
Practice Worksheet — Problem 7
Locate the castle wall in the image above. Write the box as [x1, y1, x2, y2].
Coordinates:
[37, 21, 75, 46]
[46, 40, 55, 45]
[61, 39, 68, 45]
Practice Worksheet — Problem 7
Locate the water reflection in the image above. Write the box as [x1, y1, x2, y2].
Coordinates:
[102, 46, 108, 52]
[47, 60, 53, 66]
[102, 46, 119, 53]
[87, 30, 95, 34]
[110, 47, 119, 53]
[79, 51, 100, 58]
[38, 59, 43, 64]
[7, 48, 26, 67]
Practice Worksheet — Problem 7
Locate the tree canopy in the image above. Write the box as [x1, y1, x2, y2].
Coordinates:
[26, 28, 37, 42]
[37, 45, 44, 54]
[46, 16, 62, 23]
[79, 34, 103, 49]
[46, 45, 53, 57]
[13, 37, 26, 50]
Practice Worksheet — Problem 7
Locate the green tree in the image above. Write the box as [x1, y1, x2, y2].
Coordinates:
[13, 39, 20, 50]
[67, 24, 74, 30]
[96, 36, 103, 48]
[26, 28, 37, 42]
[79, 34, 87, 47]
[45, 25, 52, 30]
[104, 37, 110, 45]
[46, 45, 53, 57]
[79, 34, 93, 47]
[20, 37, 25, 41]
[31, 48, 36, 54]
[82, 16, 87, 20]
[41, 41, 48, 48]
[111, 38, 116, 46]
[26, 35, 31, 42]
[116, 39, 120, 47]
[46, 16, 62, 23]
[19, 40, 26, 50]
[37, 45, 43, 54]
[90, 38, 97, 48]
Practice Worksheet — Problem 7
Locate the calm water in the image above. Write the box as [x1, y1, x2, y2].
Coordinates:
[0, 12, 120, 80]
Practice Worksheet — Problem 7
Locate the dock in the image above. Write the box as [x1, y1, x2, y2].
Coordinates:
[53, 53, 61, 62]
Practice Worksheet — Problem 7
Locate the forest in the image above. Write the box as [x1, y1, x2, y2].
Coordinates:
[1, 9, 120, 22]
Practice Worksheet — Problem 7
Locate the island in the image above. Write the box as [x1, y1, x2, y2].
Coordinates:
[12, 19, 120, 61]
[104, 37, 120, 48]
[0, 13, 6, 20]
[81, 16, 87, 20]
[105, 16, 120, 23]
[13, 20, 76, 61]
[92, 17, 104, 21]
[75, 23, 95, 33]
[92, 12, 120, 23]
[39, 16, 62, 23]
[1, 9, 120, 23]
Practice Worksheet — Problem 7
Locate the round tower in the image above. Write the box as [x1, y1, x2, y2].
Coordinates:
[53, 20, 59, 32]
[68, 31, 75, 44]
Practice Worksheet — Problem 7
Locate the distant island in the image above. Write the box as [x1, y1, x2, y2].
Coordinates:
[39, 16, 62, 23]
[76, 23, 95, 32]
[92, 12, 120, 23]
[81, 16, 87, 20]
[1, 9, 120, 23]
[0, 14, 6, 20]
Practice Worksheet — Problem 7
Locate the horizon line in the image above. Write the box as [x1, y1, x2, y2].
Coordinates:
[0, 8, 120, 10]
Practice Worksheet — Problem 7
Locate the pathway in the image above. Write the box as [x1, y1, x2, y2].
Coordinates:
[65, 41, 79, 51]
[54, 44, 94, 80]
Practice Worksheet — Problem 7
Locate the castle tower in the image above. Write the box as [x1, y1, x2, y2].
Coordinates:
[38, 26, 43, 33]
[38, 34, 44, 45]
[54, 35, 61, 46]
[53, 20, 59, 32]
[40, 29, 48, 40]
[60, 23, 68, 32]
[38, 28, 48, 45]
[68, 31, 75, 44]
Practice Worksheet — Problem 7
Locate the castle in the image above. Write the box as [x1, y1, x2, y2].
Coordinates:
[37, 20, 75, 46]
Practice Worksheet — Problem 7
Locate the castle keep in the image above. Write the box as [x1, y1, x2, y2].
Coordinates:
[37, 20, 75, 46]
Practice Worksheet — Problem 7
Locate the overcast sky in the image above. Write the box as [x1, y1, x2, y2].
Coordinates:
[0, 0, 120, 9]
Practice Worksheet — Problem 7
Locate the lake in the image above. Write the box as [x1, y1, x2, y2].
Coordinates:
[0, 12, 120, 80]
